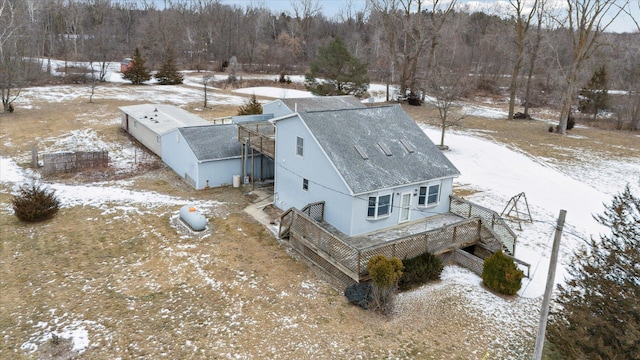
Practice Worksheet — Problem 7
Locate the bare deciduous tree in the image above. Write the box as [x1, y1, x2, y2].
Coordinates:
[421, 0, 458, 99]
[426, 66, 469, 149]
[523, 0, 549, 117]
[369, 0, 430, 97]
[506, 0, 537, 120]
[1, 0, 22, 112]
[556, 0, 628, 134]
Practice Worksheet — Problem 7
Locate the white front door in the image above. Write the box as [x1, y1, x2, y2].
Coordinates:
[399, 192, 411, 223]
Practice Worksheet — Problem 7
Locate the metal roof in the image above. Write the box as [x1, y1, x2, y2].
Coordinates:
[299, 105, 460, 194]
[119, 104, 209, 135]
[178, 124, 242, 161]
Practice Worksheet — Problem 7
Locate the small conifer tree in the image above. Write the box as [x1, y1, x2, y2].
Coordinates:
[155, 46, 183, 85]
[305, 36, 369, 97]
[12, 183, 60, 222]
[237, 94, 262, 115]
[579, 65, 609, 120]
[122, 48, 151, 85]
[548, 186, 640, 359]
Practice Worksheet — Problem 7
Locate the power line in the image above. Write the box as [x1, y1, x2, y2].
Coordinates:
[274, 161, 446, 215]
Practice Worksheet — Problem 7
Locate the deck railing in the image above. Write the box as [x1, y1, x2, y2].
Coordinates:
[279, 208, 488, 284]
[238, 122, 276, 159]
[449, 196, 517, 255]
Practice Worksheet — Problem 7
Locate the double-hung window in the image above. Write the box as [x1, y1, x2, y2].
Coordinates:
[418, 183, 440, 207]
[296, 136, 304, 157]
[367, 194, 392, 219]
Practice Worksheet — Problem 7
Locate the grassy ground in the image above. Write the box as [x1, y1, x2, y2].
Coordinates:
[1, 85, 637, 359]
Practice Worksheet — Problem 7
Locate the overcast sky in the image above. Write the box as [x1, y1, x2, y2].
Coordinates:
[147, 0, 637, 33]
[213, 0, 637, 33]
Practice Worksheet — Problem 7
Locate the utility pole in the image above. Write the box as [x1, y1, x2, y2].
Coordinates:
[533, 209, 567, 360]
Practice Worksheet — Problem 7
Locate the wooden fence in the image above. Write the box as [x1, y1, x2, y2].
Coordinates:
[38, 150, 109, 175]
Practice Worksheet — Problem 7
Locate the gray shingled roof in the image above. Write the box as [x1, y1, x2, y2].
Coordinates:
[300, 105, 460, 194]
[280, 96, 366, 112]
[178, 124, 241, 161]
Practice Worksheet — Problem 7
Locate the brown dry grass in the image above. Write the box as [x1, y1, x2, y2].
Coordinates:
[1, 86, 635, 359]
[401, 102, 639, 163]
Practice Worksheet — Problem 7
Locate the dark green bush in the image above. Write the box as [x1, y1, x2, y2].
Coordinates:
[12, 183, 60, 222]
[344, 282, 372, 309]
[482, 251, 524, 295]
[398, 252, 443, 291]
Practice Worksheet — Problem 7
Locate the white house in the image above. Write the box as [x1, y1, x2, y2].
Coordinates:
[119, 104, 210, 157]
[272, 105, 460, 237]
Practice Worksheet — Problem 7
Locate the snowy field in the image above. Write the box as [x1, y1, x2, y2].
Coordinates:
[1, 61, 639, 358]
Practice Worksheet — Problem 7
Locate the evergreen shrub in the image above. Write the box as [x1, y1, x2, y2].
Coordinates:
[482, 251, 524, 295]
[12, 183, 60, 222]
[398, 252, 443, 291]
[344, 282, 372, 309]
[237, 94, 263, 115]
[367, 255, 403, 314]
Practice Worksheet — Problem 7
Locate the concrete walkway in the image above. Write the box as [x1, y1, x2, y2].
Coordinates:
[243, 187, 280, 237]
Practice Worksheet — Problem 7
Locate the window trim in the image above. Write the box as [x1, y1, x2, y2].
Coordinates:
[367, 192, 393, 220]
[296, 136, 304, 158]
[418, 183, 441, 207]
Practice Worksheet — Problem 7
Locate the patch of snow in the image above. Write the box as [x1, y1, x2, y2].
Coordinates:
[462, 104, 508, 119]
[0, 157, 222, 214]
[421, 124, 639, 299]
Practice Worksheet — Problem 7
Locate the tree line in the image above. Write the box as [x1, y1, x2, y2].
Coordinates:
[1, 0, 639, 130]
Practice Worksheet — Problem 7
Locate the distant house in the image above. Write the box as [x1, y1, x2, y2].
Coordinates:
[161, 124, 274, 189]
[120, 58, 133, 72]
[272, 105, 460, 237]
[119, 104, 210, 157]
[263, 95, 365, 118]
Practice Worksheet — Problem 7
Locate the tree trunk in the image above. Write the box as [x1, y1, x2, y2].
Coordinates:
[523, 28, 541, 117]
[558, 67, 578, 134]
[440, 117, 446, 147]
[507, 50, 523, 120]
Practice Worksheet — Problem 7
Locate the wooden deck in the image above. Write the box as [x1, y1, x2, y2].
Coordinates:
[238, 121, 275, 159]
[278, 197, 524, 287]
[279, 201, 508, 285]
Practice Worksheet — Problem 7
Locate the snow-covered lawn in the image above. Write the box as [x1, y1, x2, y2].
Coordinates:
[1, 71, 638, 358]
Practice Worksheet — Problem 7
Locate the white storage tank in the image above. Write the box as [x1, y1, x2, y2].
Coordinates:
[179, 205, 207, 231]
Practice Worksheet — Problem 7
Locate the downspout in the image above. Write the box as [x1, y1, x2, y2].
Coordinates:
[244, 137, 250, 184]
